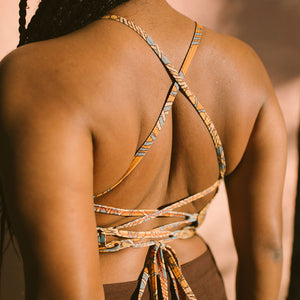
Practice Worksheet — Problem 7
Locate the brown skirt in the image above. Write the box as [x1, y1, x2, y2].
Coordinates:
[103, 247, 227, 299]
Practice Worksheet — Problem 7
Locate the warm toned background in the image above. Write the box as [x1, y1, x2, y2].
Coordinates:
[0, 0, 299, 299]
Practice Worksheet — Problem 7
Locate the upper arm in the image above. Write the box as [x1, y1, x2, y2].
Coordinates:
[224, 81, 286, 298]
[0, 52, 103, 299]
[222, 36, 287, 273]
[225, 91, 287, 254]
[222, 36, 287, 254]
[222, 32, 287, 247]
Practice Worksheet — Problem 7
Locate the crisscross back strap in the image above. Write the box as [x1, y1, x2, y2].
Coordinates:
[93, 16, 227, 299]
[94, 15, 225, 198]
[92, 16, 227, 299]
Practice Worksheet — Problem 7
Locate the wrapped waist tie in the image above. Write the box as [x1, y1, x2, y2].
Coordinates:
[94, 180, 220, 300]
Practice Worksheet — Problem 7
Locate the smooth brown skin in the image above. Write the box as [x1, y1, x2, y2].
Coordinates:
[0, 0, 286, 299]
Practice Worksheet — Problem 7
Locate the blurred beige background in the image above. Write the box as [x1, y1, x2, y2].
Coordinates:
[1, 0, 299, 299]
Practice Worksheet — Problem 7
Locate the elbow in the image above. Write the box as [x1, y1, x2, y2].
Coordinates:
[272, 247, 283, 263]
[255, 238, 283, 264]
[261, 223, 283, 263]
[237, 234, 283, 265]
[263, 244, 283, 263]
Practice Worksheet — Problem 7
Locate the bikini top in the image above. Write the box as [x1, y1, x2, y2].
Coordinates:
[93, 15, 226, 300]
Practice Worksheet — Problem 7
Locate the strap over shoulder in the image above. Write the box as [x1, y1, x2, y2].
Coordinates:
[94, 15, 226, 198]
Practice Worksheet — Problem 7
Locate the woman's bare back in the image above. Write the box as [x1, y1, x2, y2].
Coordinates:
[0, 0, 286, 298]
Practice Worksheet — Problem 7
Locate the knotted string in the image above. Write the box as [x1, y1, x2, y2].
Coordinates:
[137, 243, 197, 300]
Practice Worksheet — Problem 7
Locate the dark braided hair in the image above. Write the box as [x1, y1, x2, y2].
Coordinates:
[18, 0, 28, 46]
[18, 0, 132, 47]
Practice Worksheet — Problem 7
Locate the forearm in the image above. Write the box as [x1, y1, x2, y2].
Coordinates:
[236, 246, 282, 300]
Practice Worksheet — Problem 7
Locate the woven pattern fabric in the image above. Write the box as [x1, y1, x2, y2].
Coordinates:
[94, 15, 226, 299]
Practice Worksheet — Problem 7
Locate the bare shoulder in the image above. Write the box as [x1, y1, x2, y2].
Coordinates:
[0, 21, 141, 128]
[0, 40, 67, 89]
[0, 38, 95, 129]
[195, 27, 281, 173]
[200, 27, 275, 105]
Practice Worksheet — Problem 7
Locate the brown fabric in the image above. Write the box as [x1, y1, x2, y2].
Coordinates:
[103, 247, 227, 299]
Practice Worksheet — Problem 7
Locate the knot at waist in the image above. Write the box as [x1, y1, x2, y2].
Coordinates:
[136, 243, 197, 299]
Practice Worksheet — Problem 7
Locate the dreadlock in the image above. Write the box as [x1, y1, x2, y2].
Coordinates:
[18, 0, 132, 47]
[18, 0, 28, 46]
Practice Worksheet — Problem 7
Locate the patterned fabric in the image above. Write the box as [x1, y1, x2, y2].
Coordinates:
[94, 15, 227, 299]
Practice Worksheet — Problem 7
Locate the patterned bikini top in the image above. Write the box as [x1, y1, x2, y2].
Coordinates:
[93, 15, 226, 300]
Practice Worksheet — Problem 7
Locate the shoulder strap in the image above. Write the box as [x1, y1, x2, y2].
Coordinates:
[94, 17, 204, 198]
[94, 15, 225, 198]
